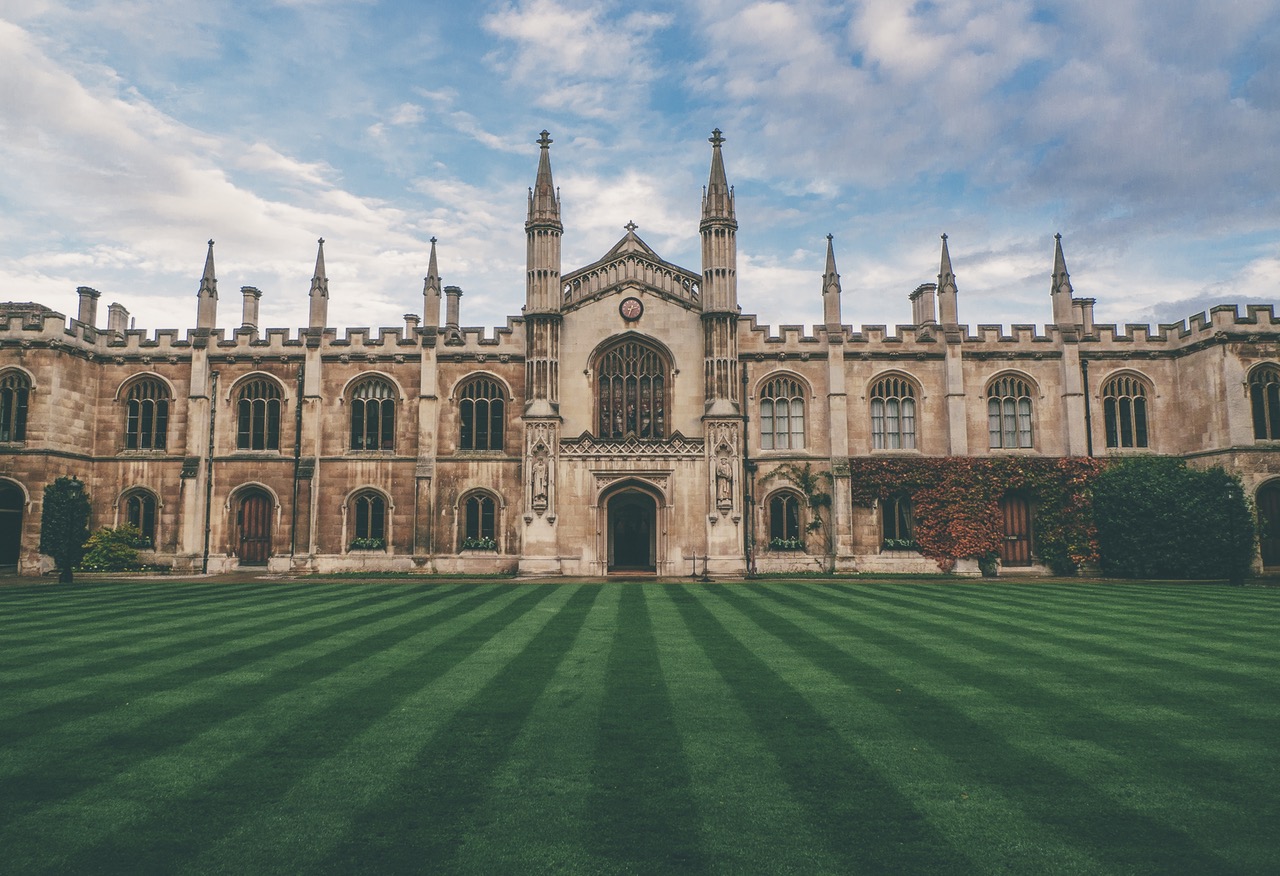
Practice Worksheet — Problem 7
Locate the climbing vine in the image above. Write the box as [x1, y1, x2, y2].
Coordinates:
[846, 457, 1104, 573]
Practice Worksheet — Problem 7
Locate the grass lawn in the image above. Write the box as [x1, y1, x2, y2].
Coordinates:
[0, 580, 1277, 874]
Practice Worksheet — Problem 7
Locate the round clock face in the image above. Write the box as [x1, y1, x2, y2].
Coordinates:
[620, 297, 643, 320]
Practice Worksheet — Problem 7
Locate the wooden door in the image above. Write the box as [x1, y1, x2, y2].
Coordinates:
[1000, 494, 1033, 567]
[238, 492, 272, 566]
[1259, 482, 1280, 568]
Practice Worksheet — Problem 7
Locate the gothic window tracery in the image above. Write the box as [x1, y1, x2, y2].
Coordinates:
[1102, 373, 1150, 448]
[596, 340, 667, 440]
[349, 377, 396, 451]
[767, 491, 802, 547]
[122, 489, 157, 546]
[870, 374, 917, 450]
[0, 372, 29, 443]
[987, 374, 1034, 449]
[760, 375, 805, 450]
[1251, 365, 1280, 441]
[236, 377, 283, 451]
[462, 492, 497, 549]
[124, 378, 169, 451]
[349, 490, 387, 548]
[459, 378, 505, 451]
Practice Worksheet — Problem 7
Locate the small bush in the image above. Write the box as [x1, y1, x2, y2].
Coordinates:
[78, 525, 145, 573]
[1092, 457, 1255, 583]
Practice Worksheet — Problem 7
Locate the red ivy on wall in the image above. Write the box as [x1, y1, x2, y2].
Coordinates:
[846, 457, 1105, 573]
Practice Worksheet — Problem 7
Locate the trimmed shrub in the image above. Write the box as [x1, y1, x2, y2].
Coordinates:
[1092, 456, 1255, 583]
[79, 525, 145, 573]
[39, 476, 91, 583]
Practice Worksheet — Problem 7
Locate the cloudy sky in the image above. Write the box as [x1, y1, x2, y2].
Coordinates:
[2, 0, 1278, 335]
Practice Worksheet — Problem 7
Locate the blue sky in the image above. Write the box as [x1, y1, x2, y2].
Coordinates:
[1, 0, 1278, 335]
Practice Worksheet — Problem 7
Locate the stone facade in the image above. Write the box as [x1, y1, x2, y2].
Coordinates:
[2, 131, 1279, 577]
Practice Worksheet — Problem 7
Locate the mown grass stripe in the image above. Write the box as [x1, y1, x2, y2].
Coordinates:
[0, 584, 457, 747]
[835, 583, 1280, 692]
[297, 585, 602, 874]
[672, 584, 974, 874]
[0, 583, 386, 683]
[583, 583, 709, 873]
[9, 584, 553, 875]
[441, 583, 621, 874]
[645, 584, 843, 873]
[0, 584, 484, 815]
[793, 584, 1277, 778]
[0, 582, 277, 633]
[721, 583, 1249, 874]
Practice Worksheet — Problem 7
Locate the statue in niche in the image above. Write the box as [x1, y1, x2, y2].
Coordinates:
[715, 453, 734, 509]
[532, 453, 549, 511]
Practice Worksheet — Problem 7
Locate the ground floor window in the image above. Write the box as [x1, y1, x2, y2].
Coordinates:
[462, 494, 497, 550]
[881, 495, 915, 550]
[768, 493, 802, 549]
[349, 491, 386, 550]
[124, 491, 157, 547]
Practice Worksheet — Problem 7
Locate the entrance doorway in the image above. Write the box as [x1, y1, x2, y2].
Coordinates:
[1000, 493, 1033, 567]
[236, 489, 273, 566]
[1258, 481, 1280, 568]
[608, 491, 656, 572]
[0, 481, 24, 571]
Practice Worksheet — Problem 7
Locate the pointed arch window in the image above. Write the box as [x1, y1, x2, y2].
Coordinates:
[459, 378, 505, 451]
[462, 492, 497, 550]
[596, 340, 667, 439]
[349, 490, 387, 549]
[0, 372, 29, 443]
[122, 490, 157, 547]
[1103, 374, 1149, 448]
[350, 377, 396, 451]
[870, 374, 917, 450]
[987, 375, 1034, 449]
[760, 376, 805, 450]
[1251, 365, 1280, 441]
[236, 378, 282, 451]
[767, 491, 802, 549]
[124, 378, 170, 451]
[881, 495, 916, 551]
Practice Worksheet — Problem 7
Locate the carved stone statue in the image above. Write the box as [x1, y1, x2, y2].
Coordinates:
[716, 454, 733, 506]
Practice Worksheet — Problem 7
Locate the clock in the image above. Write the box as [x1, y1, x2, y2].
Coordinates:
[619, 297, 643, 320]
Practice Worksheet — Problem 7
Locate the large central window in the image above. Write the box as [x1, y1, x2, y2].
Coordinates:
[596, 339, 667, 439]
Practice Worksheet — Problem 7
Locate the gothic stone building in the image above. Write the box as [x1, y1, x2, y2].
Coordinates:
[2, 131, 1280, 577]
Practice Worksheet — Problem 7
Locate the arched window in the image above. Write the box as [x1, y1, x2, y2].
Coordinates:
[767, 492, 802, 549]
[462, 493, 497, 549]
[760, 376, 805, 450]
[123, 491, 157, 547]
[881, 495, 915, 550]
[1103, 374, 1149, 448]
[349, 490, 387, 549]
[596, 340, 667, 439]
[870, 374, 917, 450]
[1250, 365, 1280, 441]
[459, 378, 505, 451]
[0, 372, 30, 443]
[987, 375, 1034, 449]
[350, 377, 396, 451]
[124, 378, 169, 451]
[236, 378, 282, 451]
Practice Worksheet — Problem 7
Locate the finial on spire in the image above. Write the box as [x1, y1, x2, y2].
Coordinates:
[538, 130, 552, 149]
[826, 233, 833, 241]
[709, 128, 725, 147]
[625, 220, 638, 233]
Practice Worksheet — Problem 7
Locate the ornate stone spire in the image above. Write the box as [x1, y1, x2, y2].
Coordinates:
[701, 128, 736, 223]
[308, 237, 328, 329]
[423, 236, 441, 329]
[526, 130, 561, 228]
[937, 233, 959, 327]
[196, 239, 218, 329]
[1050, 233, 1076, 327]
[822, 233, 843, 330]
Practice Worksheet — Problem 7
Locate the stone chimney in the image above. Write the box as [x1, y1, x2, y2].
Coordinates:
[404, 313, 420, 337]
[107, 302, 129, 336]
[241, 286, 262, 331]
[1074, 297, 1096, 337]
[444, 285, 462, 331]
[76, 286, 100, 326]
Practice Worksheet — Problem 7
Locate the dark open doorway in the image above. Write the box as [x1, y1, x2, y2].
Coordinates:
[608, 490, 656, 572]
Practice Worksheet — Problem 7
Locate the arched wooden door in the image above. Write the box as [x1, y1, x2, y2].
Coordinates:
[0, 482, 24, 571]
[1258, 482, 1280, 568]
[237, 490, 273, 566]
[608, 491, 656, 572]
[1000, 494, 1033, 567]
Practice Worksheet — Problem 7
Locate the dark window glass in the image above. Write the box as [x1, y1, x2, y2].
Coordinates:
[236, 378, 282, 451]
[459, 379, 505, 450]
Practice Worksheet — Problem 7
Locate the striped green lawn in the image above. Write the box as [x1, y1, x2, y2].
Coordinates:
[0, 581, 1276, 875]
